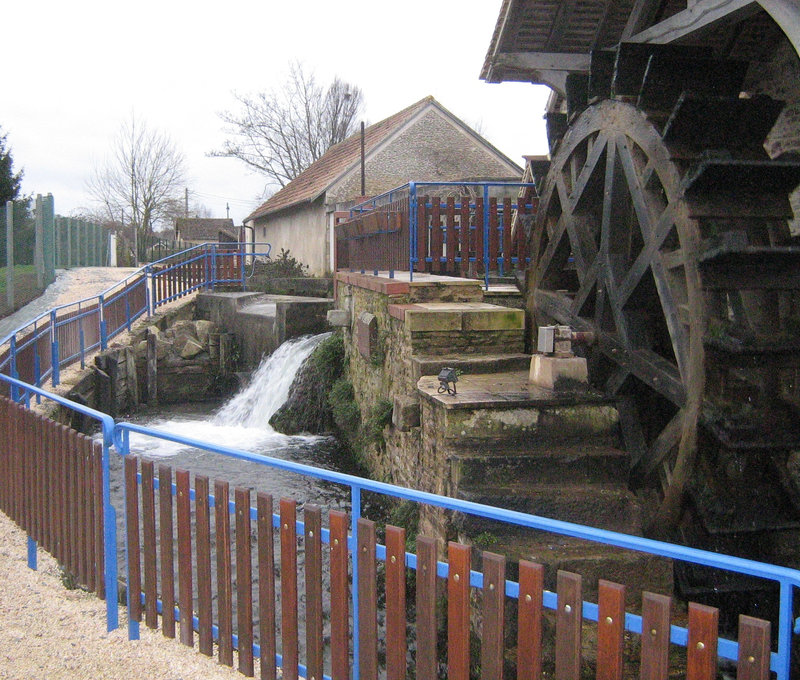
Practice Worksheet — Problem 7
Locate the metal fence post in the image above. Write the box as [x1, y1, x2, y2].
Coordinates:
[409, 182, 416, 283]
[50, 310, 60, 386]
[34, 195, 44, 289]
[6, 200, 14, 310]
[483, 184, 490, 290]
[103, 424, 119, 632]
[99, 294, 108, 351]
[211, 244, 218, 289]
[9, 335, 18, 402]
[351, 485, 361, 680]
[43, 194, 55, 284]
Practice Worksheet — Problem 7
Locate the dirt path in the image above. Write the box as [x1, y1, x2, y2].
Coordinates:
[0, 511, 254, 679]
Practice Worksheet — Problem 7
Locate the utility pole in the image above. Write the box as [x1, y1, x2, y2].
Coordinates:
[360, 121, 366, 197]
[185, 188, 189, 218]
[226, 202, 230, 219]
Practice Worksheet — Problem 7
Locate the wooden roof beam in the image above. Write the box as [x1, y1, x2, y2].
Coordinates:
[627, 0, 759, 44]
[493, 52, 592, 73]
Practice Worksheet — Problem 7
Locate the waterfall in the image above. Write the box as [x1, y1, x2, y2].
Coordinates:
[128, 333, 331, 458]
[215, 333, 331, 428]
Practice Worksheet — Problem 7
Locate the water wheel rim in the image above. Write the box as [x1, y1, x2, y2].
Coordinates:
[529, 100, 706, 524]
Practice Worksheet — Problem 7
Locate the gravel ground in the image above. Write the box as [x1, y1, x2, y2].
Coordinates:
[0, 512, 257, 680]
[1, 268, 258, 679]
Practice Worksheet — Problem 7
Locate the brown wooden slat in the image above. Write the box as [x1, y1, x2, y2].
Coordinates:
[78, 434, 89, 587]
[93, 440, 105, 599]
[502, 197, 513, 274]
[83, 436, 95, 592]
[446, 197, 457, 271]
[35, 415, 44, 546]
[236, 487, 254, 676]
[489, 197, 499, 270]
[257, 493, 276, 680]
[640, 592, 671, 680]
[459, 198, 470, 276]
[482, 551, 506, 680]
[195, 476, 213, 655]
[416, 536, 438, 680]
[141, 460, 158, 628]
[431, 197, 442, 273]
[158, 465, 175, 638]
[358, 518, 378, 680]
[280, 498, 299, 680]
[597, 580, 626, 680]
[305, 505, 323, 680]
[416, 199, 427, 273]
[329, 510, 349, 680]
[68, 427, 79, 575]
[176, 468, 193, 647]
[475, 196, 485, 275]
[517, 560, 544, 680]
[124, 456, 142, 623]
[215, 480, 233, 666]
[385, 525, 407, 680]
[448, 541, 471, 680]
[555, 570, 582, 680]
[687, 602, 718, 680]
[736, 615, 770, 680]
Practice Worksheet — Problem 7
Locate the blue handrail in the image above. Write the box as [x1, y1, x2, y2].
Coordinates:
[112, 420, 800, 678]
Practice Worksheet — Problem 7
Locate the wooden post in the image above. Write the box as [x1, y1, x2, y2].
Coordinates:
[5, 200, 14, 310]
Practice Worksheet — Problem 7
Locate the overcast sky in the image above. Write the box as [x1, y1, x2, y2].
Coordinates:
[3, 1, 551, 226]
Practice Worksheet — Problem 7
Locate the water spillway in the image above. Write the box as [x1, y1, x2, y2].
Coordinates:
[123, 333, 351, 501]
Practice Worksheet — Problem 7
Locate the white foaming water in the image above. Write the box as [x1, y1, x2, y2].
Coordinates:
[215, 333, 330, 427]
[129, 333, 331, 458]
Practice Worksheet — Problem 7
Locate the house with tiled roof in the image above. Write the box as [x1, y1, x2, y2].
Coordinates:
[244, 96, 523, 276]
[174, 218, 239, 245]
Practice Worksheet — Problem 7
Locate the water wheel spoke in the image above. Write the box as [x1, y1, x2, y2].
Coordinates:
[570, 256, 601, 315]
[634, 409, 685, 481]
[568, 131, 610, 212]
[616, 134, 655, 240]
[533, 214, 569, 289]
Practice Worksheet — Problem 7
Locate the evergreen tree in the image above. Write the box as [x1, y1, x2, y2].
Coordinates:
[0, 127, 23, 204]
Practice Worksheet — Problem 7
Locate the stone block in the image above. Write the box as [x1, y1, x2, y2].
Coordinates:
[405, 310, 461, 332]
[327, 309, 351, 327]
[392, 396, 420, 431]
[529, 354, 588, 390]
[356, 312, 378, 359]
[180, 338, 205, 359]
[462, 309, 524, 331]
[194, 320, 214, 347]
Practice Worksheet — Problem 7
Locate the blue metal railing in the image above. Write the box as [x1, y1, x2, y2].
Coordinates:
[346, 182, 535, 289]
[2, 243, 800, 679]
[0, 242, 271, 391]
[112, 421, 800, 680]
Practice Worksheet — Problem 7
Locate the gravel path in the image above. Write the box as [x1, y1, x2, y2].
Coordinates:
[0, 512, 255, 680]
[1, 267, 257, 678]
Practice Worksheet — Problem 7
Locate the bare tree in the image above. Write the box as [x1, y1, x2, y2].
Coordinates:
[211, 62, 364, 191]
[88, 116, 187, 238]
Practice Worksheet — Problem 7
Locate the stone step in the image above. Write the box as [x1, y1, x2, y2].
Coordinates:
[418, 371, 620, 446]
[452, 444, 630, 488]
[462, 531, 673, 603]
[412, 353, 531, 382]
[458, 483, 643, 535]
[391, 302, 525, 355]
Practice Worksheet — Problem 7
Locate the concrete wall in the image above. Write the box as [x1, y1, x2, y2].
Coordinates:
[249, 200, 328, 276]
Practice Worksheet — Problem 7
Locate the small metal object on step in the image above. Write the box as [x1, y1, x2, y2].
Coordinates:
[437, 367, 458, 396]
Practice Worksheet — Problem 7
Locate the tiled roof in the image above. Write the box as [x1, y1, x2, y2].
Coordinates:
[246, 96, 436, 222]
[175, 218, 237, 240]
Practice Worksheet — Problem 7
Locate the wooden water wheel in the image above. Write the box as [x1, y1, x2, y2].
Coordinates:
[527, 44, 800, 552]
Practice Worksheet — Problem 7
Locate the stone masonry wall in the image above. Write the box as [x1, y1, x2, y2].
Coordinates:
[328, 108, 520, 204]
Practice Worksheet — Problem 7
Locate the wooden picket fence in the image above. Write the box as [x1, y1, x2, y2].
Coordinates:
[0, 396, 105, 597]
[121, 455, 773, 680]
